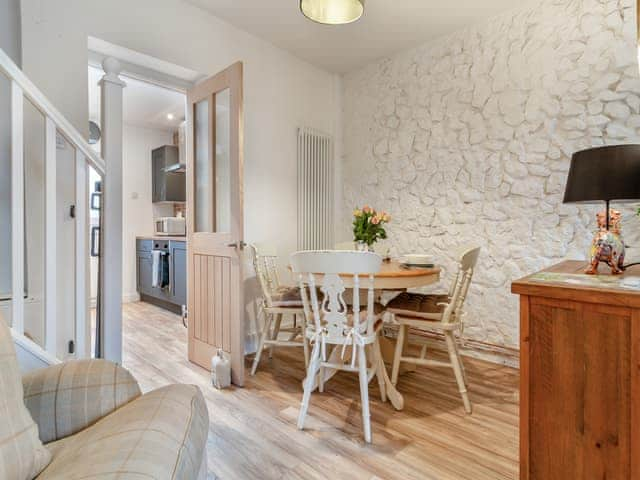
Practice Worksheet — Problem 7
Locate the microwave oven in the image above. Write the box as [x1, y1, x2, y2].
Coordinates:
[155, 217, 186, 236]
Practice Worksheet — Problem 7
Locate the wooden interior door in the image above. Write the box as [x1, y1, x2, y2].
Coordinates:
[186, 62, 244, 386]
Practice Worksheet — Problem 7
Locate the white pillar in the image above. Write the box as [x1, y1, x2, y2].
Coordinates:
[99, 57, 125, 363]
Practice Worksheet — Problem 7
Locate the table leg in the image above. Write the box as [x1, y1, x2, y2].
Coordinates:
[379, 334, 417, 374]
[373, 335, 404, 410]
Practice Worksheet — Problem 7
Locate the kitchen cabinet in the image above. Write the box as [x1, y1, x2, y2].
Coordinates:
[136, 239, 153, 297]
[170, 241, 187, 307]
[152, 146, 185, 203]
[136, 237, 186, 313]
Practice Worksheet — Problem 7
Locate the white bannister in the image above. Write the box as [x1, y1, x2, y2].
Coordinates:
[0, 47, 107, 361]
[99, 57, 125, 363]
[75, 151, 89, 358]
[0, 48, 105, 176]
[44, 117, 57, 355]
[10, 80, 24, 335]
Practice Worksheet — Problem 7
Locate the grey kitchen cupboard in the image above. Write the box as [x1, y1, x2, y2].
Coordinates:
[152, 145, 185, 203]
[136, 238, 186, 314]
[170, 241, 187, 308]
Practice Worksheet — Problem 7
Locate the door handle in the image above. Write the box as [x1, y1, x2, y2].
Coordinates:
[227, 241, 247, 250]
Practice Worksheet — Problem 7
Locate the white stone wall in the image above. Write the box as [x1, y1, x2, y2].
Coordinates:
[342, 0, 640, 350]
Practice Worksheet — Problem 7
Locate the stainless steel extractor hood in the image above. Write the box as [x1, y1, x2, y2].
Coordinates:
[163, 163, 186, 174]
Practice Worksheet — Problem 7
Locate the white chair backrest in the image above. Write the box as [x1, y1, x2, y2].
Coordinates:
[443, 246, 480, 323]
[290, 251, 382, 343]
[250, 243, 281, 308]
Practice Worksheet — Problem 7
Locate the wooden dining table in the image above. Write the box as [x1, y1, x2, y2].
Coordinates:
[300, 260, 441, 411]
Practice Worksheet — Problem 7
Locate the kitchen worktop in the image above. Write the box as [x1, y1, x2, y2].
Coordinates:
[136, 235, 187, 242]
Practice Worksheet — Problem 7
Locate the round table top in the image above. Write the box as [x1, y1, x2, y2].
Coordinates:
[375, 260, 440, 278]
[324, 260, 440, 290]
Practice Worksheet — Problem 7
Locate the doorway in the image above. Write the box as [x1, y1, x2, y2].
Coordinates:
[85, 43, 246, 387]
[87, 63, 189, 359]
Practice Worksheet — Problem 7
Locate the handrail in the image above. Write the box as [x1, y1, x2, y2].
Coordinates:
[0, 48, 106, 176]
[11, 328, 61, 367]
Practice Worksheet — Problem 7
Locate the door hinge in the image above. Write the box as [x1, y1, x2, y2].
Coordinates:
[68, 340, 75, 354]
[69, 205, 76, 218]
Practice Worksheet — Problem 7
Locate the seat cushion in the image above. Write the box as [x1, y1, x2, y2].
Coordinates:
[348, 303, 386, 331]
[38, 384, 209, 480]
[347, 302, 385, 318]
[0, 316, 51, 480]
[269, 286, 303, 307]
[386, 292, 449, 319]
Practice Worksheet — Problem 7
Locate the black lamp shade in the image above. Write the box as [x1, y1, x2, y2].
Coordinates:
[563, 145, 640, 204]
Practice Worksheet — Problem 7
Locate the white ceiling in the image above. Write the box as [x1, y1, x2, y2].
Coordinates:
[186, 0, 525, 73]
[89, 66, 186, 132]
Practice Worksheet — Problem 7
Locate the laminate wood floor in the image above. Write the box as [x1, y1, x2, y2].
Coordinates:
[121, 301, 519, 480]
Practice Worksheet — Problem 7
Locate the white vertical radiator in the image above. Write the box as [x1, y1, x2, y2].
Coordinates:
[297, 127, 334, 250]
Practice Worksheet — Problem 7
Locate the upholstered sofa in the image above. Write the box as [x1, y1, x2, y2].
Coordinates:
[1, 318, 209, 480]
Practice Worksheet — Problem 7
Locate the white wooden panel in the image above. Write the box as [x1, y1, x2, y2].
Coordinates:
[10, 80, 24, 334]
[75, 151, 89, 358]
[45, 117, 57, 356]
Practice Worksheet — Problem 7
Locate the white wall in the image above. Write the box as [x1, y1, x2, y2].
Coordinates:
[342, 0, 640, 353]
[122, 125, 174, 301]
[20, 0, 341, 350]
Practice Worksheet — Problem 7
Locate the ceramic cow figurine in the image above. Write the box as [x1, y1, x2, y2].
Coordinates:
[586, 209, 625, 275]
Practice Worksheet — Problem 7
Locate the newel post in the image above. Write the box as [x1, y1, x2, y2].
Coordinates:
[99, 57, 125, 363]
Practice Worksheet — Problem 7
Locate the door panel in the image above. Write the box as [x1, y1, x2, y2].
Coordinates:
[187, 62, 244, 386]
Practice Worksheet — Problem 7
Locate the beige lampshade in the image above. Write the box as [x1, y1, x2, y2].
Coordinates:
[300, 0, 364, 25]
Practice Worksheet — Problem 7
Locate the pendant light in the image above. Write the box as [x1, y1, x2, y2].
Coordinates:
[300, 0, 364, 25]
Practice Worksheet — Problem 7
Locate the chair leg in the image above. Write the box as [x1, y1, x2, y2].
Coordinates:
[373, 338, 387, 402]
[419, 344, 427, 359]
[391, 323, 406, 386]
[358, 344, 372, 443]
[318, 365, 325, 393]
[251, 312, 273, 376]
[269, 314, 282, 359]
[298, 342, 321, 431]
[451, 333, 468, 385]
[301, 315, 310, 369]
[445, 331, 472, 414]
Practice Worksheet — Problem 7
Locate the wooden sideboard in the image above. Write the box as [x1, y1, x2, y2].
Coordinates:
[512, 261, 640, 479]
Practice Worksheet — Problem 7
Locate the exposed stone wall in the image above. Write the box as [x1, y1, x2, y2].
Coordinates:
[342, 0, 640, 351]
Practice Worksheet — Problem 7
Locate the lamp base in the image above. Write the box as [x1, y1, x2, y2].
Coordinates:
[585, 208, 625, 275]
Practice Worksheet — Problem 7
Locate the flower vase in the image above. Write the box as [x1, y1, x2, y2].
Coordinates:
[355, 241, 368, 252]
[355, 241, 373, 252]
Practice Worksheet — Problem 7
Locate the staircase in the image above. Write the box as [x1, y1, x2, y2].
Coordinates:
[0, 47, 106, 366]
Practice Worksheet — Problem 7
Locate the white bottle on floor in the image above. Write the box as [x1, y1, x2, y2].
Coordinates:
[211, 349, 231, 389]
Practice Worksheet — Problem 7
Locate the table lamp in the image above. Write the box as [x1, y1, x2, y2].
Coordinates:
[563, 145, 640, 274]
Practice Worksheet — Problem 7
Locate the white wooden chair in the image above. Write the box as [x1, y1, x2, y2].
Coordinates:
[250, 244, 309, 376]
[291, 250, 387, 443]
[387, 246, 480, 414]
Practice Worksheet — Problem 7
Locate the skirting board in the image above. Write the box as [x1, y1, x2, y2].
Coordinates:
[90, 292, 140, 308]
